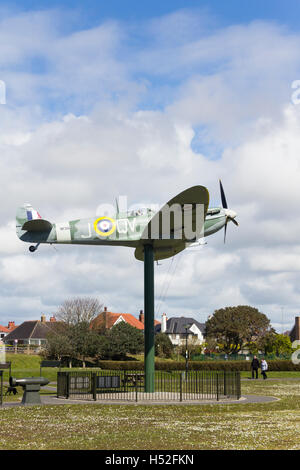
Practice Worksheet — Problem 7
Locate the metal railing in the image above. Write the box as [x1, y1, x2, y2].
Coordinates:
[57, 370, 241, 402]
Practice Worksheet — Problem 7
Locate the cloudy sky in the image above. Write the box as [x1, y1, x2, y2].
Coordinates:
[1, 0, 300, 332]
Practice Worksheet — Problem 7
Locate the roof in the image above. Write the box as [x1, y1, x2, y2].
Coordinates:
[0, 325, 10, 333]
[90, 310, 160, 331]
[157, 317, 205, 335]
[108, 313, 144, 330]
[4, 320, 62, 341]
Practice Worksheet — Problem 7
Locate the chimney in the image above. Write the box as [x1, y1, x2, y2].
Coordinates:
[8, 321, 15, 330]
[103, 307, 108, 329]
[296, 317, 300, 341]
[50, 316, 56, 322]
[139, 310, 144, 324]
[41, 314, 46, 323]
[161, 313, 167, 333]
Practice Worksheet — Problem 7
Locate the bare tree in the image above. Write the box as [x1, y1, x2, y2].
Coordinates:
[56, 297, 104, 325]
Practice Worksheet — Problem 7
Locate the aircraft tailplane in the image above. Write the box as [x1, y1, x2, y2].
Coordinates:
[16, 204, 52, 238]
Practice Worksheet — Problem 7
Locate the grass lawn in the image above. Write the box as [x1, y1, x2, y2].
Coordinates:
[0, 372, 299, 450]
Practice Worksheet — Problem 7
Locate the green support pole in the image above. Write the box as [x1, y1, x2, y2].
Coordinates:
[144, 244, 155, 393]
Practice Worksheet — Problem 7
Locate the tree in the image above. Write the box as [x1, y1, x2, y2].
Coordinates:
[205, 305, 273, 354]
[43, 327, 75, 364]
[44, 321, 108, 367]
[155, 333, 174, 358]
[244, 341, 259, 355]
[56, 297, 103, 325]
[69, 321, 106, 367]
[258, 333, 293, 356]
[177, 336, 203, 359]
[104, 322, 144, 360]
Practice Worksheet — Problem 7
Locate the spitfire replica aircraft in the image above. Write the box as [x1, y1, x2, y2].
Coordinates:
[16, 180, 238, 392]
[16, 181, 238, 255]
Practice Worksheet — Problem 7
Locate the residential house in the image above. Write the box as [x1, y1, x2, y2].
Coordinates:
[0, 321, 17, 341]
[4, 315, 60, 347]
[90, 307, 160, 333]
[156, 313, 205, 346]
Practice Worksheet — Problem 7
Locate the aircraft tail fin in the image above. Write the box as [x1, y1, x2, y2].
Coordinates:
[16, 204, 52, 238]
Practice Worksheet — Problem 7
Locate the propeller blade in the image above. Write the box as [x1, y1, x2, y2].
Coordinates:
[228, 216, 239, 226]
[224, 221, 227, 243]
[219, 179, 228, 209]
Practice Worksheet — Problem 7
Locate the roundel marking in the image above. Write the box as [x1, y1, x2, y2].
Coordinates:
[94, 217, 116, 237]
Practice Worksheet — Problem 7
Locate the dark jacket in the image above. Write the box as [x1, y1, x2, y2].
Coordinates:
[251, 358, 260, 369]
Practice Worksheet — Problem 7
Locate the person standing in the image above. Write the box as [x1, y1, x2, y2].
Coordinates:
[261, 358, 268, 380]
[251, 355, 260, 379]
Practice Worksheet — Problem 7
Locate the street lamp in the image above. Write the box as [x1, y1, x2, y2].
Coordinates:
[184, 325, 190, 380]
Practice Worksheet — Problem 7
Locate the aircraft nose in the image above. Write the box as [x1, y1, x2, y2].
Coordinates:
[224, 209, 237, 219]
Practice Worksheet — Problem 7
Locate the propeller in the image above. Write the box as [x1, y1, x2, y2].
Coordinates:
[219, 180, 238, 243]
[219, 179, 228, 209]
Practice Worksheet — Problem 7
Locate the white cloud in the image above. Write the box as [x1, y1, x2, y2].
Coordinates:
[0, 8, 300, 333]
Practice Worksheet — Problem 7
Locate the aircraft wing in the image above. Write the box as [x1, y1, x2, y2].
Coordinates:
[135, 185, 209, 261]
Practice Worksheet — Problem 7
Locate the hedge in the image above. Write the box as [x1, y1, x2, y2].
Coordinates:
[96, 360, 300, 372]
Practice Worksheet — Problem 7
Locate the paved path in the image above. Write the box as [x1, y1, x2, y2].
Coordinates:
[1, 393, 279, 408]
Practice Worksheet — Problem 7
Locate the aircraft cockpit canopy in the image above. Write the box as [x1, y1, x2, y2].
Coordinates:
[127, 208, 154, 217]
[206, 208, 221, 216]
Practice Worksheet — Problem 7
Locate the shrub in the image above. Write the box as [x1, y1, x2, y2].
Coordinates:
[96, 359, 300, 371]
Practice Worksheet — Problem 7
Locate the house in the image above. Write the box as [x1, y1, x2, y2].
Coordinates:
[289, 316, 300, 342]
[90, 307, 160, 333]
[0, 321, 17, 340]
[3, 315, 60, 347]
[156, 313, 205, 346]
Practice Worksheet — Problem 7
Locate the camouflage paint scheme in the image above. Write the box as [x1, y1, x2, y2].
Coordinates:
[16, 185, 237, 261]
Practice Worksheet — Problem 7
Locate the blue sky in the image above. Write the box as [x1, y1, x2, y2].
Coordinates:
[0, 1, 300, 332]
[5, 0, 300, 29]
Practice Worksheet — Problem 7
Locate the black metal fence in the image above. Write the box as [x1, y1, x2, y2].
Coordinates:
[57, 370, 241, 402]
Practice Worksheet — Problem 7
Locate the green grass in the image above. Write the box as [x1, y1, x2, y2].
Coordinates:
[1, 369, 300, 449]
[240, 370, 300, 378]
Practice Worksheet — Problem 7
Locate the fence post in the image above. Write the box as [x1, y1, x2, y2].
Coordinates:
[216, 373, 219, 401]
[135, 372, 138, 402]
[224, 370, 227, 397]
[66, 372, 70, 399]
[180, 372, 182, 402]
[236, 372, 241, 400]
[93, 373, 97, 401]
